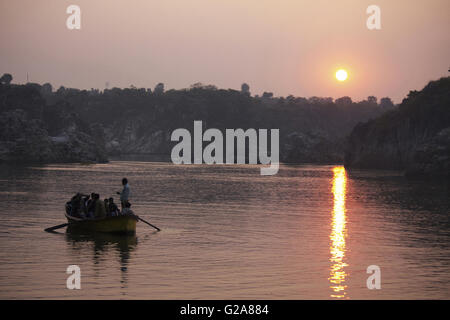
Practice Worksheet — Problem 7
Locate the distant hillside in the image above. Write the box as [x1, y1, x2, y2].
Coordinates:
[1, 74, 393, 164]
[345, 77, 450, 177]
[43, 83, 389, 164]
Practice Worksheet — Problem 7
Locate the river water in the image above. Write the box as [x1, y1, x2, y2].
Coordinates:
[0, 161, 448, 299]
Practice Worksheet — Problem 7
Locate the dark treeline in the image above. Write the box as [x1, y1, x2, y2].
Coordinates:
[0, 73, 394, 164]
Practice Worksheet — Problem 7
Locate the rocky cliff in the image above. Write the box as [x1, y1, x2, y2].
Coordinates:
[344, 77, 450, 177]
[0, 83, 108, 164]
[49, 86, 385, 163]
[282, 131, 344, 163]
[103, 120, 344, 163]
[2, 79, 391, 165]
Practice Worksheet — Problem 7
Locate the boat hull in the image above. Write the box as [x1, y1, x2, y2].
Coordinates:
[65, 213, 138, 234]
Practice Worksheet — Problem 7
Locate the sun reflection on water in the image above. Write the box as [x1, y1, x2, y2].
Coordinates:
[329, 166, 348, 298]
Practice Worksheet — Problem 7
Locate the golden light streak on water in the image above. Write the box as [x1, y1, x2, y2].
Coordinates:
[329, 166, 348, 298]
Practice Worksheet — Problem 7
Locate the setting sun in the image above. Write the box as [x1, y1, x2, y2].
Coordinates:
[336, 69, 348, 82]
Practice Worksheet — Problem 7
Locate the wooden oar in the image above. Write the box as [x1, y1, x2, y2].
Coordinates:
[45, 223, 69, 232]
[135, 215, 160, 231]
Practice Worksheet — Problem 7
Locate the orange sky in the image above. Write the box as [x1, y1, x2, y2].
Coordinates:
[0, 0, 449, 102]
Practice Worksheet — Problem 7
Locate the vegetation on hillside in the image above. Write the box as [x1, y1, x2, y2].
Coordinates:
[1, 73, 394, 164]
[345, 77, 450, 176]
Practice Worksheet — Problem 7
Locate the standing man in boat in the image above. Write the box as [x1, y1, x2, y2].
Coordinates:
[117, 177, 131, 210]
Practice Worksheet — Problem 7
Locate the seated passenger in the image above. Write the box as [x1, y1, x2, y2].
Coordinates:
[104, 198, 110, 216]
[93, 194, 106, 219]
[108, 197, 119, 216]
[80, 195, 90, 217]
[80, 195, 90, 218]
[121, 201, 134, 216]
[87, 193, 96, 217]
[70, 193, 83, 217]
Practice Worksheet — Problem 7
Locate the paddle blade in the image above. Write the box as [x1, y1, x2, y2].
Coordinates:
[45, 223, 69, 232]
[137, 217, 161, 231]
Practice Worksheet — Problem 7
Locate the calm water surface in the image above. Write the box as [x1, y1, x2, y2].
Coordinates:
[0, 161, 449, 299]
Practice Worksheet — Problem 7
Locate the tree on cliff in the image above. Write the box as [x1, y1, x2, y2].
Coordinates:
[380, 97, 394, 109]
[0, 73, 13, 85]
[367, 96, 377, 105]
[262, 92, 273, 98]
[154, 83, 164, 95]
[190, 82, 217, 90]
[335, 96, 353, 106]
[241, 83, 250, 96]
[41, 83, 53, 96]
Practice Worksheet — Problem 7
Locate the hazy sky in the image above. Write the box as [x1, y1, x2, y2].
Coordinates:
[1, 0, 449, 102]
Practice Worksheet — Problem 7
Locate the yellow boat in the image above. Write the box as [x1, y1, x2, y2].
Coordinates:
[65, 211, 138, 234]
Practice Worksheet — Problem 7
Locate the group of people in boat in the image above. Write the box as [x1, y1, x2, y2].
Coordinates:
[66, 178, 133, 220]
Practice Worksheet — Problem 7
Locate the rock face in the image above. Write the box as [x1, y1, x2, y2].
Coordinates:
[0, 109, 108, 164]
[407, 128, 450, 176]
[103, 120, 345, 163]
[0, 110, 54, 163]
[282, 131, 344, 163]
[103, 120, 172, 155]
[0, 84, 108, 164]
[344, 77, 450, 177]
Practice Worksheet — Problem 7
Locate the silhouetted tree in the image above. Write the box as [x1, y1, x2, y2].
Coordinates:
[241, 83, 250, 95]
[335, 96, 353, 106]
[262, 92, 273, 98]
[56, 86, 66, 95]
[380, 97, 394, 109]
[367, 96, 377, 105]
[190, 82, 203, 89]
[41, 83, 53, 95]
[0, 73, 13, 85]
[308, 96, 333, 104]
[286, 95, 295, 102]
[154, 83, 164, 95]
[190, 82, 217, 90]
